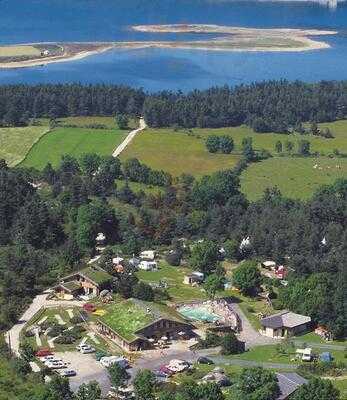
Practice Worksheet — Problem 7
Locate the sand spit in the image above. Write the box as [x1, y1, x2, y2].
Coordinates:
[0, 24, 337, 69]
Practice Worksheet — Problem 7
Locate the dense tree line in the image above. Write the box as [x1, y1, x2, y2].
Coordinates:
[0, 81, 346, 131]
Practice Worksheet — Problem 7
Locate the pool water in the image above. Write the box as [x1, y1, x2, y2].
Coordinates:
[179, 306, 220, 323]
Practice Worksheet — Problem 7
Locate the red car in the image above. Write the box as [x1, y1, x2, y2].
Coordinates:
[158, 365, 174, 376]
[83, 303, 97, 312]
[35, 349, 53, 357]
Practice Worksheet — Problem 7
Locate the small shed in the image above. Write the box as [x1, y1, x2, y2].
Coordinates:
[139, 260, 157, 271]
[260, 311, 311, 339]
[140, 250, 156, 261]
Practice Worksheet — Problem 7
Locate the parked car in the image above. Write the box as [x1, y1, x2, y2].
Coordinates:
[80, 346, 95, 354]
[158, 365, 174, 376]
[41, 355, 56, 362]
[197, 357, 214, 365]
[76, 343, 91, 351]
[46, 360, 66, 369]
[58, 369, 76, 377]
[100, 356, 129, 368]
[35, 349, 53, 357]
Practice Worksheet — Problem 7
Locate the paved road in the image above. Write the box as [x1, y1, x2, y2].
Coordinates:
[112, 118, 146, 157]
[229, 303, 275, 349]
[5, 293, 84, 355]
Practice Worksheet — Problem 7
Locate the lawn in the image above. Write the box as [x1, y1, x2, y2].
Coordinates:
[240, 156, 347, 200]
[37, 116, 138, 130]
[0, 126, 49, 166]
[136, 263, 208, 302]
[120, 128, 241, 177]
[21, 127, 127, 169]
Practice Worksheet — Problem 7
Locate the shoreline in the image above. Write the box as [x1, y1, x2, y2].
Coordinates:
[0, 24, 337, 69]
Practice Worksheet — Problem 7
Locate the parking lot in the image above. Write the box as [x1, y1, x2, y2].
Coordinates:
[55, 351, 111, 394]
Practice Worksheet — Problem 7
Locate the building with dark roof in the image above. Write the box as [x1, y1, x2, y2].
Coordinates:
[276, 372, 307, 399]
[53, 266, 112, 299]
[261, 311, 311, 339]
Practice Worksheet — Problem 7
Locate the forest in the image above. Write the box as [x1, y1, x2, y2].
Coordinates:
[0, 80, 346, 132]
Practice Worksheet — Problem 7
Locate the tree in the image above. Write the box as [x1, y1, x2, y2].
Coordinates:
[190, 240, 219, 275]
[297, 140, 310, 156]
[75, 381, 101, 400]
[223, 239, 239, 260]
[234, 367, 280, 400]
[45, 375, 74, 400]
[242, 137, 256, 162]
[133, 281, 154, 301]
[19, 342, 35, 361]
[284, 140, 294, 153]
[221, 332, 242, 355]
[310, 121, 320, 136]
[116, 114, 129, 130]
[232, 261, 262, 296]
[275, 141, 283, 153]
[206, 135, 220, 153]
[108, 363, 130, 388]
[80, 153, 101, 176]
[133, 370, 156, 400]
[204, 273, 224, 300]
[292, 377, 340, 400]
[219, 135, 234, 154]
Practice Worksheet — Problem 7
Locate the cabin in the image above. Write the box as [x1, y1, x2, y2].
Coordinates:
[140, 250, 156, 261]
[276, 373, 307, 399]
[138, 260, 157, 271]
[183, 271, 204, 285]
[53, 266, 112, 299]
[260, 311, 311, 339]
[96, 298, 194, 351]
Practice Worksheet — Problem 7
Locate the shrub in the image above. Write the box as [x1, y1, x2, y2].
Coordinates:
[70, 315, 84, 325]
[165, 251, 182, 266]
[47, 324, 65, 338]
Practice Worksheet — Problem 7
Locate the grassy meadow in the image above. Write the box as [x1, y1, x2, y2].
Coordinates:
[0, 126, 49, 166]
[0, 45, 41, 57]
[21, 127, 127, 169]
[120, 128, 242, 177]
[241, 156, 347, 201]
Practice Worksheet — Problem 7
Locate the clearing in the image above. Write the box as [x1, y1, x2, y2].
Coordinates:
[240, 156, 347, 201]
[21, 127, 127, 169]
[120, 128, 241, 177]
[0, 126, 49, 166]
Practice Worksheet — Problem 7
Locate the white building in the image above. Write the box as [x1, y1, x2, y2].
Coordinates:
[140, 250, 156, 261]
[138, 260, 157, 271]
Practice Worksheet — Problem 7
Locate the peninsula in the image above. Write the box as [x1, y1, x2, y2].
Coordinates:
[0, 24, 337, 69]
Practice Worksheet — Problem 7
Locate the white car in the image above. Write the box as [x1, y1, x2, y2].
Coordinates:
[58, 369, 76, 377]
[43, 358, 62, 366]
[40, 355, 56, 362]
[80, 346, 95, 354]
[46, 360, 66, 369]
[76, 343, 90, 351]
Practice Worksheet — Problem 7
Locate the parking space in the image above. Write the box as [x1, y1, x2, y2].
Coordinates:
[54, 351, 111, 394]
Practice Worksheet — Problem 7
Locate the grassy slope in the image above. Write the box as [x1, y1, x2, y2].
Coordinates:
[120, 128, 241, 177]
[0, 126, 49, 167]
[241, 157, 347, 201]
[21, 127, 127, 169]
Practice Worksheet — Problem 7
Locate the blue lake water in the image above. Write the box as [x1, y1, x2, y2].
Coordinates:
[1, 0, 347, 90]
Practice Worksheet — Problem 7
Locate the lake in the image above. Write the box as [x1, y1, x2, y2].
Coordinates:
[1, 0, 347, 91]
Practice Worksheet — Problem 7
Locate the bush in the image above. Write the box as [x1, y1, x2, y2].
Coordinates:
[47, 324, 65, 338]
[70, 315, 84, 325]
[133, 282, 154, 301]
[165, 251, 182, 266]
[221, 333, 244, 355]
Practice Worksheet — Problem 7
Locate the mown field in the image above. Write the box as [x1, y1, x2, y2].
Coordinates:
[120, 128, 242, 177]
[241, 157, 347, 201]
[21, 127, 127, 169]
[0, 45, 41, 57]
[122, 120, 347, 199]
[0, 126, 49, 166]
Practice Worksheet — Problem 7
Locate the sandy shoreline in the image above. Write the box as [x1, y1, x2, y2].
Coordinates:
[0, 24, 337, 69]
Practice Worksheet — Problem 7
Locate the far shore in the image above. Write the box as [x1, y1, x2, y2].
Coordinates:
[0, 24, 337, 69]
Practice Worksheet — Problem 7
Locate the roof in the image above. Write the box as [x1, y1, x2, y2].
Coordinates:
[99, 298, 191, 342]
[62, 266, 112, 287]
[261, 311, 311, 329]
[276, 373, 307, 400]
[60, 281, 81, 292]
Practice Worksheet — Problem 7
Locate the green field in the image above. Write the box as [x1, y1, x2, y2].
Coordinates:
[21, 127, 127, 169]
[0, 45, 41, 57]
[241, 156, 347, 201]
[37, 116, 138, 130]
[120, 128, 241, 177]
[0, 126, 49, 166]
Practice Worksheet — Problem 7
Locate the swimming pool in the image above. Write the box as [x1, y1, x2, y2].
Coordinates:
[179, 305, 220, 323]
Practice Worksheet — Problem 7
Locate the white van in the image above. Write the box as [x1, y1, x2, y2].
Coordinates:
[100, 356, 129, 369]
